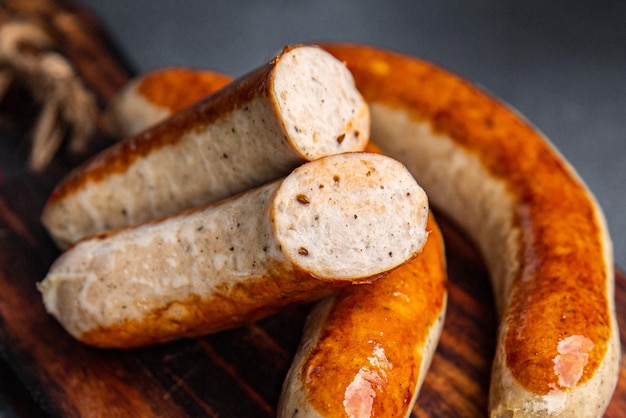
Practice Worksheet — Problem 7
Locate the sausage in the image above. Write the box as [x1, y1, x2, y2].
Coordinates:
[277, 212, 447, 418]
[320, 43, 619, 417]
[38, 152, 430, 348]
[41, 45, 370, 249]
[89, 49, 619, 417]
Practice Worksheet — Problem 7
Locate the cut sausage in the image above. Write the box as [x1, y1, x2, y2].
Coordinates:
[41, 45, 370, 248]
[38, 152, 429, 348]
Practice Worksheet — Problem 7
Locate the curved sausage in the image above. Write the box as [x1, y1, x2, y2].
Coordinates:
[321, 43, 619, 417]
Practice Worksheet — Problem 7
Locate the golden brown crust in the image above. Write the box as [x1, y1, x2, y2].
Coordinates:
[320, 43, 616, 400]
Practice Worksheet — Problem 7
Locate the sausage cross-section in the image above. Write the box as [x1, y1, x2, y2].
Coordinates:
[41, 45, 370, 248]
[38, 152, 429, 348]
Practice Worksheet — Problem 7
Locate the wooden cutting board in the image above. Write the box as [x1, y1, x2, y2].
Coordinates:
[0, 170, 624, 417]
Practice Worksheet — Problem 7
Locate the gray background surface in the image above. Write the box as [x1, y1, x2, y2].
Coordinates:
[79, 0, 626, 268]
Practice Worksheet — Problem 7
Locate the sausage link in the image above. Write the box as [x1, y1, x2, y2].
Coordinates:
[104, 67, 233, 138]
[41, 45, 370, 248]
[321, 43, 619, 417]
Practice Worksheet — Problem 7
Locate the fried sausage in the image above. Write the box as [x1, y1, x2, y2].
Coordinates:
[322, 43, 619, 417]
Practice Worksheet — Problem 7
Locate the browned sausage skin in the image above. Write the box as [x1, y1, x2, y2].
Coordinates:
[320, 43, 618, 417]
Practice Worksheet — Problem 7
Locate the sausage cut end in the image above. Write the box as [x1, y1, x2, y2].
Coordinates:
[272, 46, 370, 160]
[272, 152, 429, 281]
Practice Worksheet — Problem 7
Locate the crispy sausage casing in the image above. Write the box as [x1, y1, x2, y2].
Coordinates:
[321, 43, 619, 417]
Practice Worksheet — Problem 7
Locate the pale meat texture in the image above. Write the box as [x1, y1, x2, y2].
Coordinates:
[273, 152, 428, 280]
[38, 153, 429, 348]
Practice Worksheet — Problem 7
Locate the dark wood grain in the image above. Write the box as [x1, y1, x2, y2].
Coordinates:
[0, 172, 623, 417]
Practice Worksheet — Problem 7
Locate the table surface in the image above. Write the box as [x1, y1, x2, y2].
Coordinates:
[0, 1, 624, 416]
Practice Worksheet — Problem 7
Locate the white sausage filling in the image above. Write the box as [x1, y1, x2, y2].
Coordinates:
[273, 152, 428, 279]
[272, 46, 369, 160]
